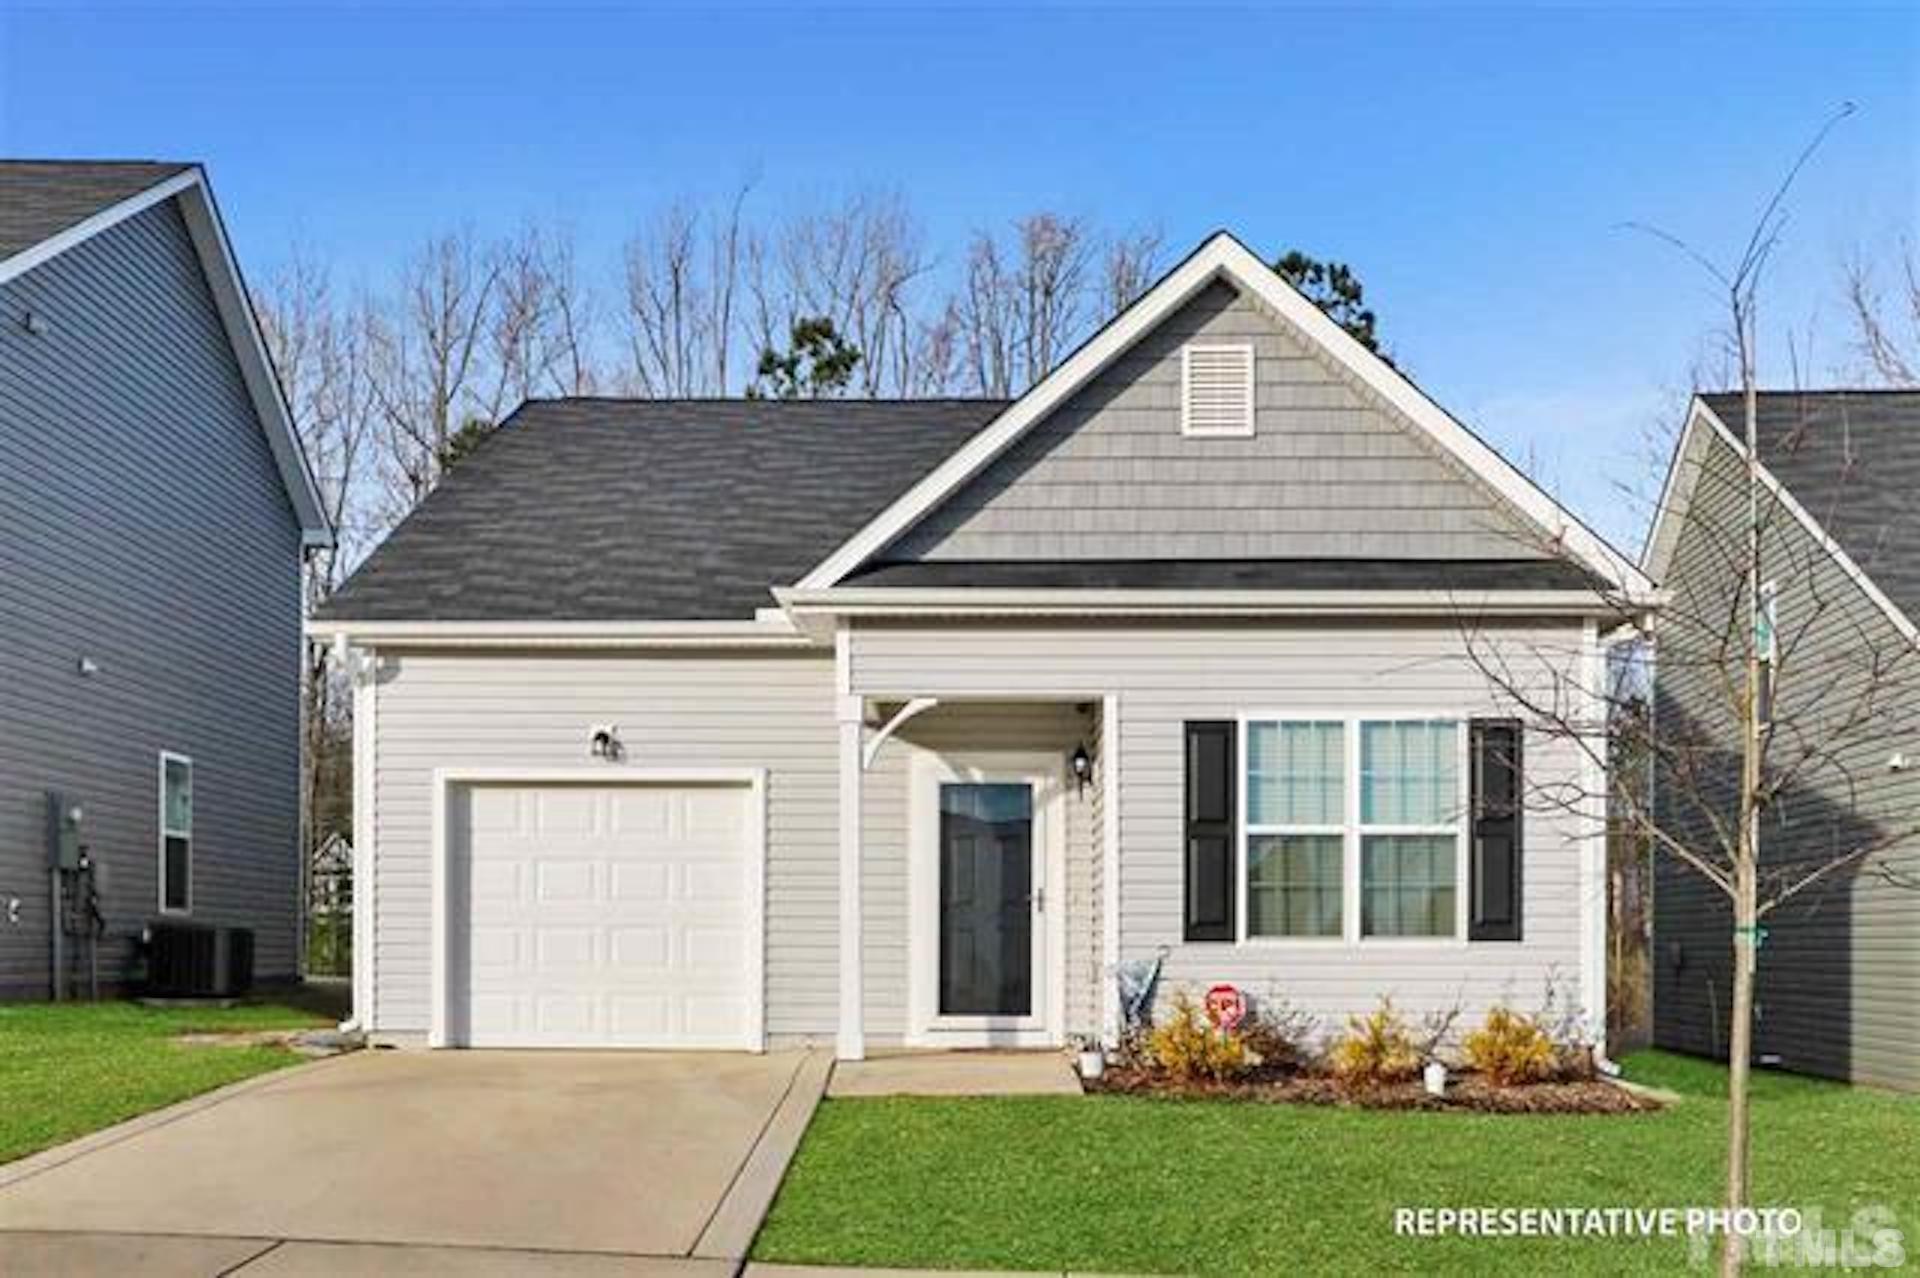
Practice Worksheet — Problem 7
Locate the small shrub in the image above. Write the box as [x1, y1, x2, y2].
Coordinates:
[1463, 1005, 1558, 1085]
[1147, 993, 1258, 1080]
[1329, 998, 1421, 1088]
[1240, 995, 1318, 1073]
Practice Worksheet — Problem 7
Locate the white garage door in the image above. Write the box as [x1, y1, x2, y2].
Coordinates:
[451, 779, 761, 1049]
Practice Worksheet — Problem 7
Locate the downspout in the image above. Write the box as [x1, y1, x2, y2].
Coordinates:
[332, 630, 363, 1035]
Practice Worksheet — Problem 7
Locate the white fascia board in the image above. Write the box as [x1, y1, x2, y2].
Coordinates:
[775, 585, 1660, 620]
[795, 230, 1650, 596]
[1648, 397, 1920, 646]
[305, 617, 816, 649]
[0, 168, 199, 285]
[0, 167, 334, 549]
[1640, 397, 1714, 584]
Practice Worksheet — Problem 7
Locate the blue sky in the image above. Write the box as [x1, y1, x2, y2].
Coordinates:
[3, 2, 1915, 550]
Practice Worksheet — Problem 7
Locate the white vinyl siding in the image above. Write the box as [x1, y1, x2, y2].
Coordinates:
[364, 656, 1102, 1045]
[366, 650, 839, 1041]
[849, 619, 1591, 1032]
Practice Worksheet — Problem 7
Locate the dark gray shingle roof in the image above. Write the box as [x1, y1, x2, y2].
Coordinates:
[317, 398, 1009, 622]
[1700, 390, 1920, 623]
[0, 160, 192, 262]
[843, 558, 1606, 591]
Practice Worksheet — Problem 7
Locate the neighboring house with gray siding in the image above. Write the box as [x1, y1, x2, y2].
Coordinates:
[312, 232, 1651, 1058]
[1644, 391, 1920, 1092]
[0, 161, 331, 997]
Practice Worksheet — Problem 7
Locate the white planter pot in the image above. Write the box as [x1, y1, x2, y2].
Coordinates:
[1423, 1060, 1448, 1096]
[1078, 1049, 1106, 1081]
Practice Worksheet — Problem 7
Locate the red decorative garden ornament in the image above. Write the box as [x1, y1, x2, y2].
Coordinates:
[1204, 983, 1246, 1033]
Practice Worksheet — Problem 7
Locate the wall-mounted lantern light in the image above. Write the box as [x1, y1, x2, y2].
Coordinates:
[1070, 743, 1093, 794]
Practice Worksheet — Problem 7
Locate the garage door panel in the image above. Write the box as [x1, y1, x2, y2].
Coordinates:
[610, 862, 669, 901]
[610, 789, 674, 835]
[454, 781, 759, 1049]
[684, 997, 751, 1040]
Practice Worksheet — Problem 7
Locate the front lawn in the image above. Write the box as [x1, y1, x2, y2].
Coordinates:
[755, 1051, 1918, 1275]
[0, 1000, 329, 1164]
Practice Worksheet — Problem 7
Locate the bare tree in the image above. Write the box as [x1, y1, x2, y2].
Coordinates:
[622, 202, 707, 396]
[748, 192, 932, 396]
[1100, 226, 1165, 321]
[1843, 239, 1919, 386]
[950, 212, 1099, 396]
[1467, 105, 1903, 1277]
[366, 228, 503, 512]
[1016, 213, 1094, 385]
[258, 252, 380, 973]
[485, 222, 602, 411]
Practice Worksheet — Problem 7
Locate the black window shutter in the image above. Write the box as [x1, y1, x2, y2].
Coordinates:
[1184, 720, 1237, 942]
[1469, 718, 1523, 942]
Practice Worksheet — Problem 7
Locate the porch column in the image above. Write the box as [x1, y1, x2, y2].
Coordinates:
[835, 624, 866, 1061]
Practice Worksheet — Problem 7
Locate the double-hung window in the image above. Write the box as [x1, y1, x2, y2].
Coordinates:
[160, 752, 192, 914]
[1358, 721, 1460, 938]
[1242, 716, 1464, 941]
[1244, 721, 1345, 938]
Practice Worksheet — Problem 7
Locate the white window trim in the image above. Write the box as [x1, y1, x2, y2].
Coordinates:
[158, 750, 193, 916]
[1180, 342, 1257, 438]
[1235, 712, 1469, 947]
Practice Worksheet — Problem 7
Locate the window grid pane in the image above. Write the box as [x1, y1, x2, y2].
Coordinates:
[1360, 721, 1457, 826]
[1248, 834, 1343, 938]
[1247, 721, 1344, 826]
[163, 759, 192, 835]
[1362, 834, 1456, 937]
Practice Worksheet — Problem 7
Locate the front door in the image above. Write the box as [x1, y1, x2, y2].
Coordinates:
[938, 782, 1033, 1017]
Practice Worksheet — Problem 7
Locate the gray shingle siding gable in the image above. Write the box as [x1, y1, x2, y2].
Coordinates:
[885, 281, 1549, 563]
[0, 198, 303, 995]
[1652, 426, 1920, 1091]
[1700, 390, 1920, 625]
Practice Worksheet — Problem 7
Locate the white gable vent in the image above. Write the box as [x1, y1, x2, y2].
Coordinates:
[1180, 343, 1255, 437]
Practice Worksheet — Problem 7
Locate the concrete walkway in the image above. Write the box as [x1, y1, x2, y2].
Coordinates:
[0, 1048, 831, 1275]
[827, 1050, 1082, 1097]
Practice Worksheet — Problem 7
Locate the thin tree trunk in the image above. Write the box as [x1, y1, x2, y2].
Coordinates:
[1720, 321, 1763, 1278]
[1721, 858, 1756, 1276]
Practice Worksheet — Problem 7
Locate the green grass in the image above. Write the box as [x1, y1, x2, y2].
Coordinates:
[0, 1000, 329, 1164]
[754, 1052, 1919, 1275]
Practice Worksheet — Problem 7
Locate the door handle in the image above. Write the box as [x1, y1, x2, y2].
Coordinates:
[1030, 887, 1045, 913]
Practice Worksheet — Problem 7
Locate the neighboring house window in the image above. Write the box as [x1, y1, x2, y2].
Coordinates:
[1180, 343, 1255, 437]
[1757, 579, 1779, 725]
[160, 752, 192, 914]
[1241, 717, 1464, 941]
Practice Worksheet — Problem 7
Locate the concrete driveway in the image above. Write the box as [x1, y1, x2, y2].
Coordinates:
[0, 1048, 828, 1275]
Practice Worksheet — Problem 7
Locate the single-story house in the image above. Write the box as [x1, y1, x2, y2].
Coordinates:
[310, 231, 1652, 1057]
[1644, 390, 1920, 1091]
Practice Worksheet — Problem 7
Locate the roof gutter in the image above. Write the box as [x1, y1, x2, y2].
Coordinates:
[304, 617, 816, 650]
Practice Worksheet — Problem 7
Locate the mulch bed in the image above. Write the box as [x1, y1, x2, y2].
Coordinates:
[1086, 1066, 1661, 1114]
